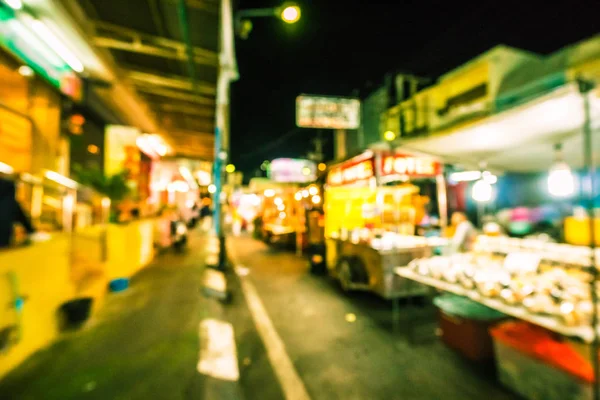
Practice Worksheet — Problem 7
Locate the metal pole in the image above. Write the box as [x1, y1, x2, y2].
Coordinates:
[579, 78, 599, 400]
[436, 174, 448, 230]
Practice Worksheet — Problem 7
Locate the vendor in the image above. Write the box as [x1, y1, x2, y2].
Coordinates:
[450, 211, 477, 253]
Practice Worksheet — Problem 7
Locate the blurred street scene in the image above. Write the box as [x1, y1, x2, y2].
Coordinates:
[0, 0, 600, 399]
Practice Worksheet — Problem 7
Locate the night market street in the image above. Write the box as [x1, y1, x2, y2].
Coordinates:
[1, 231, 518, 400]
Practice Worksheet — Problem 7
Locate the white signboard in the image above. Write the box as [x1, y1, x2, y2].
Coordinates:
[269, 158, 316, 183]
[296, 95, 360, 129]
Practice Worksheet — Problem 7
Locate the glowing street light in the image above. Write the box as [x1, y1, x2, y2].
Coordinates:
[384, 131, 396, 141]
[280, 4, 301, 23]
[226, 164, 236, 173]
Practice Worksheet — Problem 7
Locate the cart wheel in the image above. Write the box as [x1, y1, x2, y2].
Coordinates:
[347, 256, 368, 284]
[337, 258, 353, 292]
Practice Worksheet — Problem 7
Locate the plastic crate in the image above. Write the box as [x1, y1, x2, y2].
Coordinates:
[437, 310, 498, 362]
[435, 294, 506, 362]
[493, 339, 592, 400]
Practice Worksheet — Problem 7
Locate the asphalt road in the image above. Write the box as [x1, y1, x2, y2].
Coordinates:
[0, 232, 520, 400]
[228, 235, 519, 400]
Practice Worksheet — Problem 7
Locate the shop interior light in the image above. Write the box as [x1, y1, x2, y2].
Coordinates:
[548, 143, 575, 198]
[208, 184, 217, 194]
[87, 144, 99, 154]
[0, 161, 14, 174]
[277, 203, 285, 211]
[449, 170, 482, 182]
[318, 163, 327, 172]
[472, 179, 494, 203]
[302, 166, 311, 176]
[9, 17, 64, 68]
[29, 20, 84, 73]
[179, 166, 199, 190]
[481, 171, 498, 184]
[302, 189, 309, 198]
[309, 186, 318, 196]
[294, 192, 302, 201]
[264, 189, 275, 198]
[274, 197, 283, 206]
[17, 65, 34, 77]
[226, 164, 236, 173]
[170, 180, 189, 193]
[44, 170, 77, 189]
[311, 195, 321, 204]
[279, 211, 286, 219]
[4, 0, 23, 10]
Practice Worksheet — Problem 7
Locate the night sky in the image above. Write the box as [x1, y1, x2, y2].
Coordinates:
[230, 0, 599, 178]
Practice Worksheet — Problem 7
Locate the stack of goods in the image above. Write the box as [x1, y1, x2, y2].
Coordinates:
[475, 236, 600, 267]
[370, 233, 447, 251]
[491, 321, 593, 400]
[407, 253, 594, 327]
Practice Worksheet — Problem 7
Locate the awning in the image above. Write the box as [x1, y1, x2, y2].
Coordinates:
[397, 83, 600, 173]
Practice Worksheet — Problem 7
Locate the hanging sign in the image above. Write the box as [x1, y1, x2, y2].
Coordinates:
[269, 158, 316, 183]
[380, 154, 442, 180]
[296, 95, 360, 129]
[327, 152, 374, 186]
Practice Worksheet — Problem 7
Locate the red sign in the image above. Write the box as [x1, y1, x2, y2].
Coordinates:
[380, 154, 441, 178]
[327, 153, 375, 186]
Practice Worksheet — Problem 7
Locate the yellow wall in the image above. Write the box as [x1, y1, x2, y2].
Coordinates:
[0, 236, 74, 378]
[0, 219, 158, 379]
[383, 61, 491, 139]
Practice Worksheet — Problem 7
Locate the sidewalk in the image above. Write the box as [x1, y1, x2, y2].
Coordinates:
[0, 232, 229, 400]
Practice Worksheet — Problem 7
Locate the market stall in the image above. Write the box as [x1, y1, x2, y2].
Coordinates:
[393, 79, 600, 399]
[253, 159, 317, 248]
[324, 150, 448, 299]
[293, 182, 326, 270]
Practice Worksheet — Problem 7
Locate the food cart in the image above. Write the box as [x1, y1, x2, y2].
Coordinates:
[324, 150, 448, 299]
[254, 159, 317, 248]
[294, 181, 326, 271]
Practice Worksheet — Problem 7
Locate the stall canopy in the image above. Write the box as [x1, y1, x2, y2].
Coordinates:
[76, 0, 220, 160]
[399, 83, 600, 173]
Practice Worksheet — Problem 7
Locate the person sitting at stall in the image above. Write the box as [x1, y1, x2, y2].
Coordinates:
[450, 211, 477, 253]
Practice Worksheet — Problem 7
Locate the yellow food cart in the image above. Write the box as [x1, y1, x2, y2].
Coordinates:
[324, 150, 448, 298]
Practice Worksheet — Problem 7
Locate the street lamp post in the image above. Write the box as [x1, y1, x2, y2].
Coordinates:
[213, 1, 300, 269]
[235, 2, 301, 39]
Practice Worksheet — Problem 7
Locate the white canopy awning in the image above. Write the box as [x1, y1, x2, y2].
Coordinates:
[398, 83, 600, 173]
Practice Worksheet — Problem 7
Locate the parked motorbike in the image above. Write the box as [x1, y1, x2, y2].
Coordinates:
[171, 219, 188, 252]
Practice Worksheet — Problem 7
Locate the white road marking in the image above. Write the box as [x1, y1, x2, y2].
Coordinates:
[237, 268, 311, 400]
[203, 269, 227, 293]
[235, 265, 250, 276]
[197, 319, 240, 381]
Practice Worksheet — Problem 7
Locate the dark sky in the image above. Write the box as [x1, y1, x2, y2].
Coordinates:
[230, 0, 599, 177]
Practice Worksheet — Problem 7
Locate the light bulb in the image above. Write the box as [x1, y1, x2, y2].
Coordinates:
[472, 179, 493, 202]
[548, 162, 575, 197]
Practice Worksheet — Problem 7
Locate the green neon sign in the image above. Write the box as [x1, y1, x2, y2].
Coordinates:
[0, 5, 81, 99]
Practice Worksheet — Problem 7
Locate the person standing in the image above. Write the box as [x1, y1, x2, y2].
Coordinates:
[449, 211, 477, 253]
[0, 178, 35, 248]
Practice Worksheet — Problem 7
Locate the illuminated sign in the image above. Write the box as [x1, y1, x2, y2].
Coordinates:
[0, 7, 83, 100]
[327, 153, 374, 186]
[269, 158, 316, 183]
[296, 95, 360, 129]
[380, 154, 441, 179]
